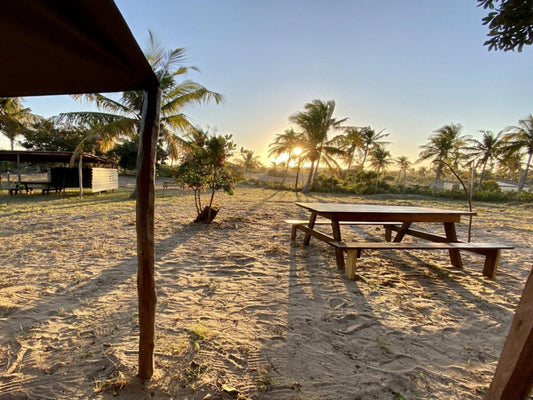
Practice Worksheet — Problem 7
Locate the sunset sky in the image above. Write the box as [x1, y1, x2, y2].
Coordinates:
[13, 0, 533, 165]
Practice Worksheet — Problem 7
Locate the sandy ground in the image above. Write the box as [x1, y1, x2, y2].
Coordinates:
[0, 178, 531, 399]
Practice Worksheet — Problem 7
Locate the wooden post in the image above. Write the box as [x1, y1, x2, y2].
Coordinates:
[136, 86, 161, 380]
[78, 153, 83, 198]
[485, 270, 533, 400]
[17, 154, 21, 184]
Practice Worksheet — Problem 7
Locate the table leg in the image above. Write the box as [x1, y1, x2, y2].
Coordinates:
[303, 212, 317, 246]
[444, 222, 463, 268]
[392, 222, 411, 242]
[331, 219, 345, 268]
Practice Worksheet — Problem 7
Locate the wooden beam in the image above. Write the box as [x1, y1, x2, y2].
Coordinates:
[485, 270, 533, 399]
[297, 224, 335, 244]
[136, 86, 161, 380]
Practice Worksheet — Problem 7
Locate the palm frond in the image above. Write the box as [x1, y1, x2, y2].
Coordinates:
[54, 111, 127, 128]
[71, 93, 130, 115]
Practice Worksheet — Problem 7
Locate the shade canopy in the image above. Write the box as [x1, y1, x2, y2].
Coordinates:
[0, 0, 159, 97]
[0, 150, 116, 165]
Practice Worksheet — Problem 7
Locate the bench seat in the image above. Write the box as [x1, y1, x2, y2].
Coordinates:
[329, 241, 514, 280]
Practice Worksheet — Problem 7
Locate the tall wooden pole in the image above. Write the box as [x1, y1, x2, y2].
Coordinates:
[485, 270, 533, 400]
[136, 86, 161, 380]
[78, 154, 83, 198]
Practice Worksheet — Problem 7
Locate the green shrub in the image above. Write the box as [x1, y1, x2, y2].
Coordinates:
[157, 165, 175, 178]
[173, 130, 237, 223]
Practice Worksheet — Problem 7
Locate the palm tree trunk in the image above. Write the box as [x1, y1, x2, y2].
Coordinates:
[312, 153, 322, 184]
[434, 163, 442, 191]
[302, 160, 315, 193]
[281, 154, 292, 185]
[360, 149, 368, 170]
[479, 161, 487, 188]
[294, 155, 302, 190]
[402, 170, 407, 193]
[470, 163, 475, 201]
[518, 151, 532, 193]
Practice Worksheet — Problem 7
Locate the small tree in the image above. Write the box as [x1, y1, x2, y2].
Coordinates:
[174, 129, 236, 223]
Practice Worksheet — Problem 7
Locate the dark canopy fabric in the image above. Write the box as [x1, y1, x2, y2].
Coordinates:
[0, 0, 159, 97]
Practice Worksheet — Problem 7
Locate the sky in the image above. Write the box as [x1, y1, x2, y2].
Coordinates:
[8, 0, 533, 165]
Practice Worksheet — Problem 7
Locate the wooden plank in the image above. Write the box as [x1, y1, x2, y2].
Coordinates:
[330, 241, 513, 279]
[331, 219, 345, 268]
[392, 221, 412, 242]
[295, 202, 476, 217]
[482, 249, 501, 278]
[329, 241, 512, 251]
[303, 212, 317, 245]
[444, 221, 463, 268]
[285, 219, 399, 226]
[297, 224, 335, 243]
[345, 249, 358, 280]
[485, 270, 533, 399]
[388, 224, 451, 242]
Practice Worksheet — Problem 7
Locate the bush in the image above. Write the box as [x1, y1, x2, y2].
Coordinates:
[266, 168, 286, 178]
[311, 174, 342, 192]
[479, 180, 501, 192]
[173, 130, 237, 223]
[157, 165, 175, 178]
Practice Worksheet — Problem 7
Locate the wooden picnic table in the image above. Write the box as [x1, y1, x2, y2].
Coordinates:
[9, 181, 64, 195]
[290, 202, 512, 279]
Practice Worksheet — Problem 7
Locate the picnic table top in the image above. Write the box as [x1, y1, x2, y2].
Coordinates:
[295, 202, 476, 219]
[20, 180, 53, 185]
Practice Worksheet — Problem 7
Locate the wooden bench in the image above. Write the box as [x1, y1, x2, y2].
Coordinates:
[9, 186, 33, 195]
[329, 241, 514, 280]
[41, 185, 64, 195]
[286, 219, 398, 241]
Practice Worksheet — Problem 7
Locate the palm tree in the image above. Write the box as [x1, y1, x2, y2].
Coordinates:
[58, 31, 222, 164]
[289, 99, 347, 193]
[416, 166, 428, 180]
[239, 147, 262, 174]
[395, 155, 412, 192]
[417, 123, 469, 190]
[369, 145, 391, 193]
[359, 126, 390, 170]
[504, 114, 533, 192]
[497, 150, 522, 181]
[330, 126, 363, 171]
[0, 97, 38, 150]
[466, 130, 504, 187]
[268, 128, 305, 184]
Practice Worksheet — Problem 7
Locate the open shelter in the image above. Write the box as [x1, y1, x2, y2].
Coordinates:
[0, 0, 160, 379]
[0, 150, 118, 194]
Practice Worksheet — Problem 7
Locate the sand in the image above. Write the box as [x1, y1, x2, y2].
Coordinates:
[0, 179, 531, 399]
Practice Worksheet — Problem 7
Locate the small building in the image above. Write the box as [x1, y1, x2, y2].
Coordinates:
[431, 179, 460, 191]
[51, 167, 118, 193]
[0, 150, 118, 193]
[497, 181, 531, 192]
